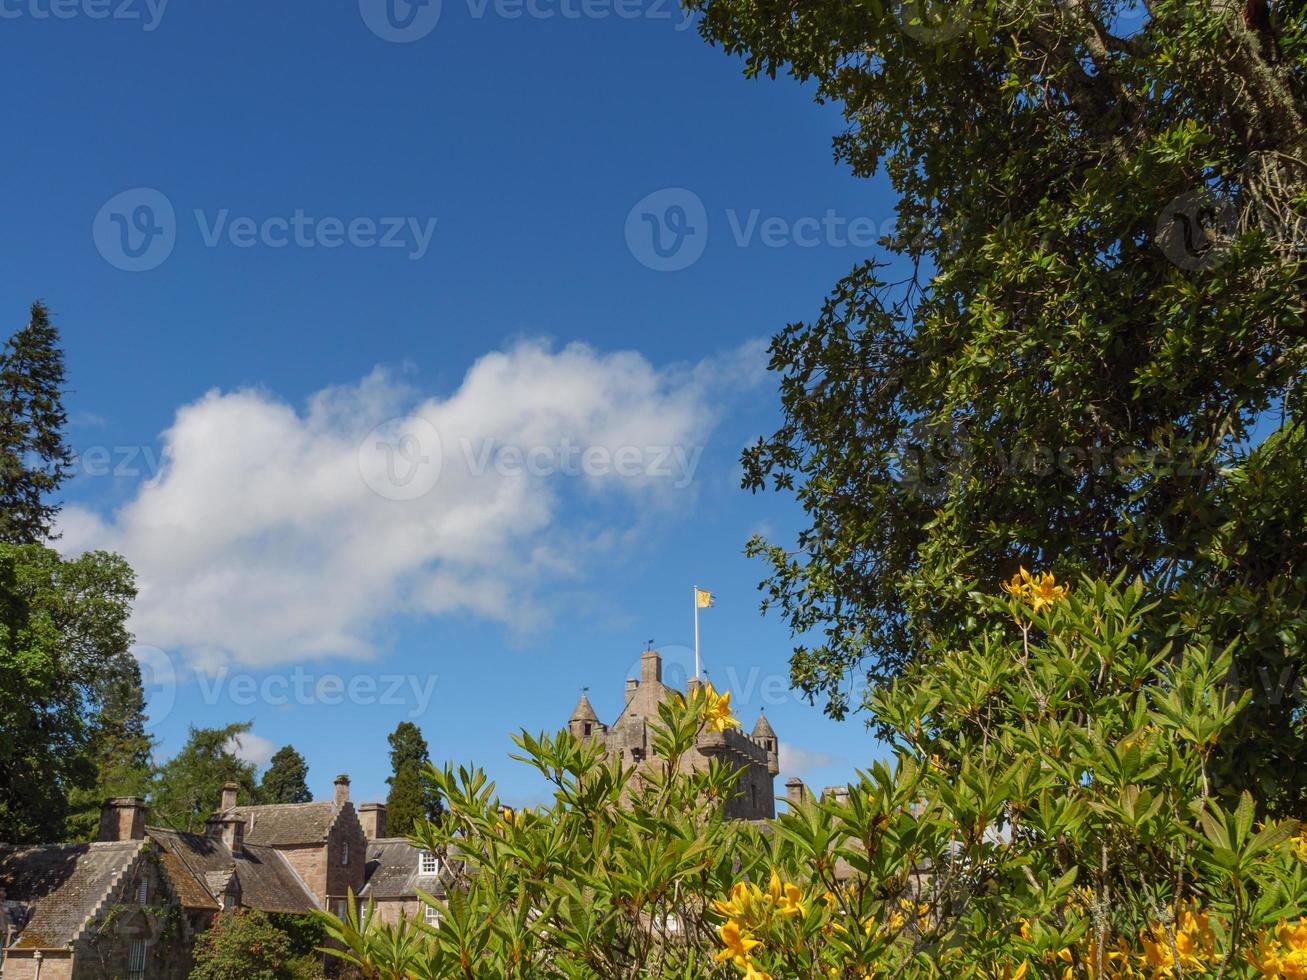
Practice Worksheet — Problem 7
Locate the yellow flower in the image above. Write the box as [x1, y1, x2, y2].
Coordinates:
[1001, 567, 1069, 614]
[1249, 918, 1307, 979]
[1293, 830, 1307, 864]
[767, 869, 805, 917]
[1141, 902, 1217, 975]
[713, 883, 754, 922]
[716, 920, 761, 969]
[697, 681, 742, 733]
[743, 963, 774, 980]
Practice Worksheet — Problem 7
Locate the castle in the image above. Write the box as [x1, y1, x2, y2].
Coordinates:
[567, 645, 780, 820]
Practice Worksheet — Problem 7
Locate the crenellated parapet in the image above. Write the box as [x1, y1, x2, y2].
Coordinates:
[569, 645, 779, 819]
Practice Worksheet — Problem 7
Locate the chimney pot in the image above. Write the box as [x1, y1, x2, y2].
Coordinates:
[219, 814, 245, 855]
[334, 774, 351, 806]
[359, 802, 387, 840]
[785, 778, 807, 810]
[220, 782, 238, 811]
[97, 797, 148, 842]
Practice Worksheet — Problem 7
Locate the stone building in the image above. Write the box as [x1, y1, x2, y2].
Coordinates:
[356, 804, 453, 926]
[0, 776, 372, 979]
[568, 645, 780, 820]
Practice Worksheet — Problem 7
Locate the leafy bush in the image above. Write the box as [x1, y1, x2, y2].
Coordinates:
[191, 908, 323, 980]
[321, 576, 1306, 978]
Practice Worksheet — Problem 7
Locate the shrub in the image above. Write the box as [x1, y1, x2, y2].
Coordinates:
[321, 576, 1306, 978]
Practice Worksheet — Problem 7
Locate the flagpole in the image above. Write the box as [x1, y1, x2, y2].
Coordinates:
[693, 584, 701, 680]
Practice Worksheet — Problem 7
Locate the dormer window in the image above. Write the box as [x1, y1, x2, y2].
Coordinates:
[419, 850, 440, 876]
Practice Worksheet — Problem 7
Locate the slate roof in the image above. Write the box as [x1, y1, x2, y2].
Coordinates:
[0, 840, 141, 949]
[221, 802, 339, 846]
[359, 839, 449, 900]
[147, 828, 318, 915]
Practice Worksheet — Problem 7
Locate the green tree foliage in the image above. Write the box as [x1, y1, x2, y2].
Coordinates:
[385, 721, 443, 838]
[323, 579, 1307, 979]
[67, 654, 156, 840]
[0, 301, 73, 544]
[190, 908, 323, 980]
[0, 543, 137, 843]
[687, 0, 1307, 808]
[150, 722, 259, 832]
[261, 745, 312, 804]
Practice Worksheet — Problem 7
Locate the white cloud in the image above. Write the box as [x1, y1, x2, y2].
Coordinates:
[778, 742, 836, 778]
[226, 731, 275, 769]
[59, 339, 765, 671]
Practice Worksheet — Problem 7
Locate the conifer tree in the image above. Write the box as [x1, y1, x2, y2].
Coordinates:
[66, 654, 156, 839]
[150, 723, 260, 832]
[385, 721, 442, 838]
[261, 745, 312, 804]
[0, 301, 73, 544]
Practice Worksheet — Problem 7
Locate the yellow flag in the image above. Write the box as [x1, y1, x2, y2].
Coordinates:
[695, 588, 714, 609]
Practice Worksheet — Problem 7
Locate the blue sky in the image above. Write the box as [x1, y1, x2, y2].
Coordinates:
[1, 0, 906, 807]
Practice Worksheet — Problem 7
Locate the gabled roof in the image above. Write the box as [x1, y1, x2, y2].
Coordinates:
[360, 839, 449, 901]
[220, 802, 339, 846]
[0, 840, 142, 949]
[147, 828, 317, 915]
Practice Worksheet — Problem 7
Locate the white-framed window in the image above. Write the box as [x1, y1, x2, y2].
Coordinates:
[137, 877, 149, 904]
[418, 850, 439, 876]
[127, 939, 147, 979]
[335, 898, 349, 920]
[424, 904, 442, 927]
[341, 840, 350, 865]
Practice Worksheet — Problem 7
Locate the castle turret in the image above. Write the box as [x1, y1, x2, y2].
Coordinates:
[569, 692, 602, 739]
[752, 711, 779, 777]
[639, 646, 662, 684]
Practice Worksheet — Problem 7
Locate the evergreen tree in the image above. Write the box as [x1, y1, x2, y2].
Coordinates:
[0, 301, 73, 544]
[66, 653, 156, 840]
[261, 745, 312, 804]
[150, 723, 260, 832]
[385, 721, 442, 838]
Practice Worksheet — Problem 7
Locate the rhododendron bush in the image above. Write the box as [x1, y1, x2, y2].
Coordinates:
[322, 577, 1305, 978]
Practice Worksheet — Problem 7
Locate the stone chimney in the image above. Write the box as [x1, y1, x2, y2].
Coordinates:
[97, 797, 147, 842]
[625, 677, 639, 701]
[785, 778, 808, 810]
[639, 646, 661, 685]
[218, 813, 245, 856]
[359, 803, 387, 841]
[220, 781, 238, 811]
[686, 676, 700, 698]
[334, 774, 351, 807]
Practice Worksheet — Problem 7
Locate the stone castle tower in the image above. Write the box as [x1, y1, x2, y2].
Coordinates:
[567, 645, 780, 820]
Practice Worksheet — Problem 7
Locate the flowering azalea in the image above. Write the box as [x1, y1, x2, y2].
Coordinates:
[716, 920, 761, 968]
[697, 681, 742, 733]
[1001, 567, 1069, 614]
